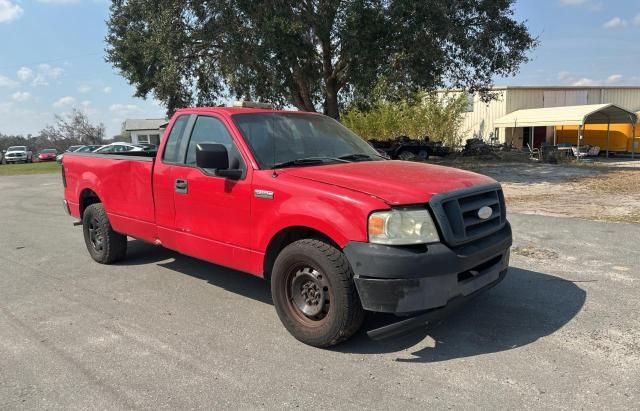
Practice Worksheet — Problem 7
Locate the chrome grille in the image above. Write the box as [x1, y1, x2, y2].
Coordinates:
[430, 185, 506, 246]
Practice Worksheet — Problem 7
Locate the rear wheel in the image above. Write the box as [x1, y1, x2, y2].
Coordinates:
[82, 203, 127, 264]
[271, 239, 365, 347]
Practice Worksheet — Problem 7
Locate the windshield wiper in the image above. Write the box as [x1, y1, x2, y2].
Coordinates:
[338, 153, 386, 161]
[271, 157, 349, 169]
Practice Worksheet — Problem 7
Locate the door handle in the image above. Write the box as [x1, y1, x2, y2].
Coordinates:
[175, 179, 188, 194]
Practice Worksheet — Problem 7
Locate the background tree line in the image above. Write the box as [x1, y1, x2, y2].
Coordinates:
[0, 110, 105, 154]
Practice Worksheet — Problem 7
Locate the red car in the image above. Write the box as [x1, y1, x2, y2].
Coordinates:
[62, 104, 512, 347]
[38, 149, 58, 161]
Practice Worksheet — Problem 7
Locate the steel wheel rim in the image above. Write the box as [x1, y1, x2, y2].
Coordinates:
[87, 218, 104, 252]
[286, 266, 331, 325]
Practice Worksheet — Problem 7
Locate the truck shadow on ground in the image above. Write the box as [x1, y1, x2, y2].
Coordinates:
[122, 240, 586, 362]
[336, 267, 586, 362]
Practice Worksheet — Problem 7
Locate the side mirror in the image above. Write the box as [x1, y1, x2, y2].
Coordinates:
[195, 143, 242, 180]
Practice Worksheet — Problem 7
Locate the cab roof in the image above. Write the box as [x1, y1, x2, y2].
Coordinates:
[174, 107, 320, 116]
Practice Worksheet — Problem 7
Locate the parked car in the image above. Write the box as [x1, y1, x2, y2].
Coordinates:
[2, 146, 33, 164]
[93, 142, 145, 154]
[62, 104, 511, 347]
[57, 145, 86, 163]
[76, 145, 102, 153]
[38, 149, 58, 162]
[369, 136, 450, 160]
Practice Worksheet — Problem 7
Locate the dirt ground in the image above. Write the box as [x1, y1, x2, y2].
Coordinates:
[440, 158, 640, 224]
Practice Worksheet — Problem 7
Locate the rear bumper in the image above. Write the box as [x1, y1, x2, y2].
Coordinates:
[344, 223, 512, 314]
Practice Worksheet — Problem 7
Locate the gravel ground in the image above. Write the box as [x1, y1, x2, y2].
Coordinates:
[0, 173, 638, 410]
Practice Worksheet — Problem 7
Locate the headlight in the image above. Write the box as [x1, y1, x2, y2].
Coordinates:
[368, 207, 440, 245]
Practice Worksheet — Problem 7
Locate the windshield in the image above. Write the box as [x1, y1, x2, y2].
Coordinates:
[8, 146, 26, 151]
[232, 113, 381, 169]
[41, 149, 56, 154]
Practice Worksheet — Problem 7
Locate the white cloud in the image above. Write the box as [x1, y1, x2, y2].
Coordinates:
[603, 17, 627, 29]
[53, 96, 76, 108]
[606, 74, 623, 84]
[32, 64, 65, 86]
[572, 78, 596, 86]
[78, 84, 92, 93]
[0, 0, 23, 23]
[0, 74, 18, 88]
[559, 0, 586, 5]
[109, 103, 140, 114]
[11, 91, 31, 102]
[16, 67, 33, 81]
[103, 86, 112, 94]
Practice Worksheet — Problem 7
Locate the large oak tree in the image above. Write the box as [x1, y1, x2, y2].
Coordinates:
[106, 0, 536, 118]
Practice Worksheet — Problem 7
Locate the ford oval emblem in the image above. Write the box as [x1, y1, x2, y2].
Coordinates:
[477, 206, 493, 220]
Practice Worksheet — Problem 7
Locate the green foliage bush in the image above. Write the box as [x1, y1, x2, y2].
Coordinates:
[342, 92, 468, 148]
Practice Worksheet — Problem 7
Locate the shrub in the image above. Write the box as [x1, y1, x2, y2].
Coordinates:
[342, 91, 467, 148]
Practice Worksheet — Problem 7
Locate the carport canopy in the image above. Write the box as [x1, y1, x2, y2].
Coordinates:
[494, 103, 637, 158]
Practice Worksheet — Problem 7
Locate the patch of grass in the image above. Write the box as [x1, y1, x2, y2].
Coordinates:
[0, 161, 61, 176]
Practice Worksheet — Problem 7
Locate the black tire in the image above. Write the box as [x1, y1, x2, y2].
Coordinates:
[417, 150, 430, 161]
[397, 150, 416, 161]
[271, 239, 365, 347]
[82, 203, 127, 264]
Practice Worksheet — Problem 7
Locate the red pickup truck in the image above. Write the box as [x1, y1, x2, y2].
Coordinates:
[62, 104, 511, 347]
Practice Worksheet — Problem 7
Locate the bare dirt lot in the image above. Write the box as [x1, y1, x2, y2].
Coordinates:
[442, 159, 640, 224]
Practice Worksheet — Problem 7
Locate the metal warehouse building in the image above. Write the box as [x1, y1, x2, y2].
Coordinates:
[459, 86, 640, 153]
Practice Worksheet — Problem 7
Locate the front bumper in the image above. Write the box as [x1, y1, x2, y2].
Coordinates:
[344, 223, 512, 314]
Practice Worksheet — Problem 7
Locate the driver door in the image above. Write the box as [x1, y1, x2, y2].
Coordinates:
[170, 115, 254, 271]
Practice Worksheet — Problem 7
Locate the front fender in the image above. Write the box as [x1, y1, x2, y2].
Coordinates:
[252, 172, 388, 252]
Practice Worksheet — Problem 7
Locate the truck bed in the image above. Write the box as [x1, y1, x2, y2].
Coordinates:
[63, 152, 158, 242]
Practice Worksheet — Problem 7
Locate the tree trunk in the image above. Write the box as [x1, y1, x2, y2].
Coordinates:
[324, 85, 339, 120]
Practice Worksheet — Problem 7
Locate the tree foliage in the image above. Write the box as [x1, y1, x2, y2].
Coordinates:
[106, 0, 536, 118]
[341, 91, 468, 148]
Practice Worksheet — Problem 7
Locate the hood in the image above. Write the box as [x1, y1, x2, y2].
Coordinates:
[281, 160, 497, 205]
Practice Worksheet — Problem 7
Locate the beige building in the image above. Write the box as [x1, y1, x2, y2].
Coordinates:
[457, 86, 640, 149]
[124, 118, 168, 146]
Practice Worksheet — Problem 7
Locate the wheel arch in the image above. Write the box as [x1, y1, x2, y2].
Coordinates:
[263, 226, 341, 282]
[79, 188, 102, 218]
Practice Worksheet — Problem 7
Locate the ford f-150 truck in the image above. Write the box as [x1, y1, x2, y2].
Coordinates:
[62, 104, 512, 347]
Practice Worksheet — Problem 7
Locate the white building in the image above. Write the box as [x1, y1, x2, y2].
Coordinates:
[124, 119, 167, 146]
[457, 86, 640, 148]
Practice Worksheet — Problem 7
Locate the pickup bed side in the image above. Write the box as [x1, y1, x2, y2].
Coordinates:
[64, 153, 158, 243]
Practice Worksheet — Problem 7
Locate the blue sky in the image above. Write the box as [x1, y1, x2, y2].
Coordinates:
[0, 0, 639, 138]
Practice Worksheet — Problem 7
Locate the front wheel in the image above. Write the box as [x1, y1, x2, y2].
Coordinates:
[271, 239, 365, 347]
[82, 203, 127, 264]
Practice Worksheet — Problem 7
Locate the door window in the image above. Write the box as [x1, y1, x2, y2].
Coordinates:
[163, 115, 190, 163]
[185, 116, 243, 169]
